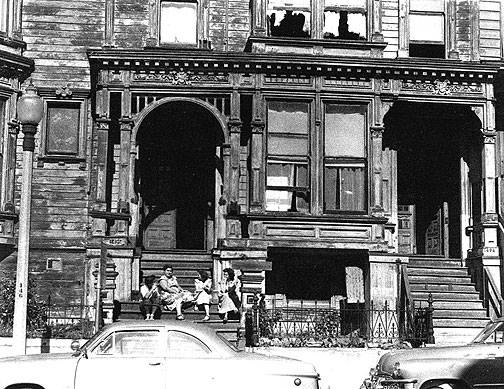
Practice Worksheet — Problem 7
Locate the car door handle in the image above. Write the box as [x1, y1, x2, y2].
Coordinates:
[149, 362, 161, 366]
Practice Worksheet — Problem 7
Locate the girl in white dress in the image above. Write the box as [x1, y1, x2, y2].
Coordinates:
[194, 270, 212, 321]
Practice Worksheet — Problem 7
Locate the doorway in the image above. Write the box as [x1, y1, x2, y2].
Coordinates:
[383, 102, 482, 258]
[135, 100, 225, 250]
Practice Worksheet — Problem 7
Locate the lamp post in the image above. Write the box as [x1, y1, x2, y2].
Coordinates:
[12, 80, 43, 355]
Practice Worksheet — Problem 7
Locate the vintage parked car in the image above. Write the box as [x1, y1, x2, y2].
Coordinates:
[0, 321, 319, 389]
[362, 317, 504, 389]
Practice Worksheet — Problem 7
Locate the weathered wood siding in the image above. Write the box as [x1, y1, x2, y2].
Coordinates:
[114, 0, 149, 48]
[208, 0, 250, 51]
[479, 0, 502, 60]
[382, 0, 399, 58]
[455, 0, 473, 61]
[22, 0, 105, 89]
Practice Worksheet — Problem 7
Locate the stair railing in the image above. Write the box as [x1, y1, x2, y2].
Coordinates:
[482, 267, 504, 319]
[399, 264, 416, 342]
[400, 264, 435, 346]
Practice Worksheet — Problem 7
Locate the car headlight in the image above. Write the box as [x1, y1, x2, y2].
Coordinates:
[392, 362, 402, 379]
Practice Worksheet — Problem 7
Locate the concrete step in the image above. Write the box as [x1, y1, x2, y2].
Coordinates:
[433, 317, 490, 328]
[411, 291, 481, 301]
[432, 309, 488, 319]
[408, 259, 464, 268]
[408, 267, 471, 277]
[414, 299, 485, 310]
[409, 274, 473, 284]
[409, 282, 477, 292]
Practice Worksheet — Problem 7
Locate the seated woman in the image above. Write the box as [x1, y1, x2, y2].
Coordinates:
[157, 264, 193, 320]
[218, 268, 241, 323]
[140, 275, 161, 320]
[194, 270, 212, 321]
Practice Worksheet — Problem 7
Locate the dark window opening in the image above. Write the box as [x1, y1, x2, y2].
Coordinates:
[268, 10, 310, 38]
[409, 43, 445, 58]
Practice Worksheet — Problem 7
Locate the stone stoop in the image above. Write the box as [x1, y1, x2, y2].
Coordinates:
[408, 255, 489, 345]
[116, 300, 244, 347]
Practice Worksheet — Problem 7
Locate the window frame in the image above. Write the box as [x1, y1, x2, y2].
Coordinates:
[265, 0, 370, 40]
[265, 99, 312, 214]
[407, 0, 447, 58]
[149, 0, 208, 48]
[39, 98, 87, 162]
[322, 101, 368, 214]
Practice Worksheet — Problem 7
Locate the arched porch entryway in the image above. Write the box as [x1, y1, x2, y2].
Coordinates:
[133, 98, 226, 252]
[383, 102, 482, 259]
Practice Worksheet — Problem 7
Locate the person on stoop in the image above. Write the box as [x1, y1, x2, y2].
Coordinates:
[140, 275, 161, 320]
[158, 264, 194, 320]
[218, 268, 241, 324]
[194, 269, 212, 321]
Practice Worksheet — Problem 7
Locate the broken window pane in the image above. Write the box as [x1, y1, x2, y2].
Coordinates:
[323, 11, 366, 40]
[160, 1, 197, 44]
[266, 162, 309, 212]
[267, 0, 311, 37]
[410, 14, 444, 42]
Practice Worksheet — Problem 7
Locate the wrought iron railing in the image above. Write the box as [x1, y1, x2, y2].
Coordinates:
[40, 296, 95, 339]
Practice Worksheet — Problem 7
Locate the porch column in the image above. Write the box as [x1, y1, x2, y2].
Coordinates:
[371, 0, 384, 42]
[250, 90, 264, 213]
[93, 117, 110, 236]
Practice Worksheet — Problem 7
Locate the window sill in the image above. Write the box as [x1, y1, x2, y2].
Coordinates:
[246, 36, 387, 58]
[144, 40, 212, 51]
[0, 32, 26, 49]
[37, 156, 86, 169]
[241, 212, 387, 224]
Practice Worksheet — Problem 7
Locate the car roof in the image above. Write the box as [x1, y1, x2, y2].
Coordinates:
[103, 320, 218, 336]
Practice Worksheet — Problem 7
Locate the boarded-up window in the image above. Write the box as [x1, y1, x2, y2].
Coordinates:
[160, 1, 197, 44]
[45, 103, 81, 155]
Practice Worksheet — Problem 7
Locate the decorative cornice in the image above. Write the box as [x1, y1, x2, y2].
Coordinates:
[0, 49, 33, 81]
[401, 79, 483, 95]
[87, 48, 500, 84]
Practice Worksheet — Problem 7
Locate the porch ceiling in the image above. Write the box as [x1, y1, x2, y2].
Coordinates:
[87, 48, 500, 84]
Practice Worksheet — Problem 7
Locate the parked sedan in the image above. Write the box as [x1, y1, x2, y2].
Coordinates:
[0, 320, 319, 389]
[362, 318, 504, 389]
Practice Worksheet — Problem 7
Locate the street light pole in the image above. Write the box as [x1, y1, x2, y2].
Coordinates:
[12, 81, 43, 355]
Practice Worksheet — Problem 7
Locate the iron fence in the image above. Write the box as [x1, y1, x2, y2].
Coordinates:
[40, 296, 95, 339]
[255, 300, 432, 347]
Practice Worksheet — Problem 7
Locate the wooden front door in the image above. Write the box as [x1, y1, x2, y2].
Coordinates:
[144, 210, 177, 249]
[425, 202, 449, 257]
[398, 205, 416, 254]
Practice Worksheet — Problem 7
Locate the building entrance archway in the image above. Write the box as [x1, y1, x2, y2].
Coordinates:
[135, 100, 225, 251]
[383, 102, 482, 258]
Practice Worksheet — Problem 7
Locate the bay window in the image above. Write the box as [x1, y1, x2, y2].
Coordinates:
[323, 104, 367, 212]
[266, 0, 367, 40]
[408, 0, 445, 58]
[266, 101, 310, 213]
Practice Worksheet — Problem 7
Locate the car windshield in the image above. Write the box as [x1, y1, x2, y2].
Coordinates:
[472, 321, 504, 343]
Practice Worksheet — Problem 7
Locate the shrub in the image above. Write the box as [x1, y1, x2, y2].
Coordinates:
[0, 274, 47, 337]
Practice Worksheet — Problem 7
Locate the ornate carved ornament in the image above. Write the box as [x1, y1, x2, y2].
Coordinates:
[55, 83, 73, 98]
[401, 79, 483, 96]
[265, 75, 312, 85]
[132, 71, 228, 84]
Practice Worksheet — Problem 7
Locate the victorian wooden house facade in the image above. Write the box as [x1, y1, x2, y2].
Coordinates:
[1, 0, 504, 342]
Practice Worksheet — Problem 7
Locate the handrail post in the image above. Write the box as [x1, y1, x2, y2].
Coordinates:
[426, 293, 435, 344]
